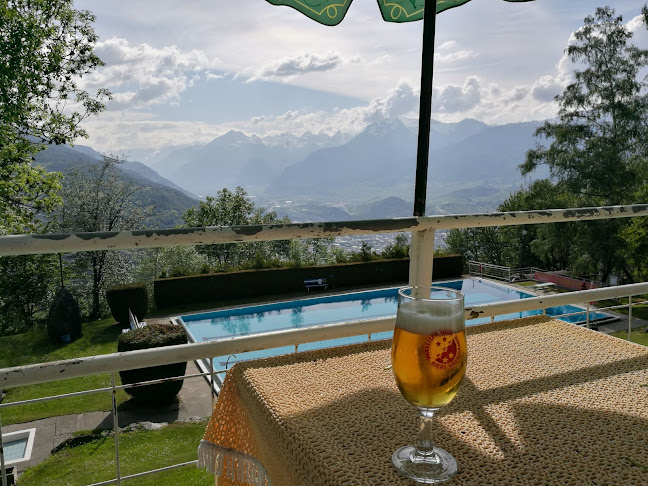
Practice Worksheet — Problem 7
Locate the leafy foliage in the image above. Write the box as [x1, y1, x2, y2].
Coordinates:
[183, 186, 292, 267]
[0, 0, 109, 233]
[106, 283, 149, 326]
[47, 286, 82, 343]
[521, 7, 648, 203]
[381, 233, 410, 259]
[518, 7, 648, 282]
[449, 7, 648, 282]
[118, 323, 188, 403]
[56, 156, 153, 318]
[0, 254, 59, 335]
[0, 143, 62, 234]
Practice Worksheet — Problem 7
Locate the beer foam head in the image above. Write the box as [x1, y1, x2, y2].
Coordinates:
[396, 298, 464, 335]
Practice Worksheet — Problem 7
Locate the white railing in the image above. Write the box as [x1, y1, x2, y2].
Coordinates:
[2, 203, 648, 485]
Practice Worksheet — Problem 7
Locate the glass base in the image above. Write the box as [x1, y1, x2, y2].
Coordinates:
[392, 445, 458, 484]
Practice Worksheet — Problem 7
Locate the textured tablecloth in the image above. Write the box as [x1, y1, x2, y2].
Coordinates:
[198, 315, 648, 485]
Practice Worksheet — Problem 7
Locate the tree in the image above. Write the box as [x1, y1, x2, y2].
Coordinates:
[1, 0, 109, 233]
[183, 187, 290, 267]
[381, 233, 410, 259]
[445, 227, 506, 267]
[57, 157, 152, 319]
[620, 184, 648, 281]
[0, 254, 59, 335]
[287, 238, 336, 267]
[497, 180, 578, 271]
[519, 6, 648, 282]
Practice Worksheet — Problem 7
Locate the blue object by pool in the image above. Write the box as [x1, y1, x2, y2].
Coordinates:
[179, 278, 609, 386]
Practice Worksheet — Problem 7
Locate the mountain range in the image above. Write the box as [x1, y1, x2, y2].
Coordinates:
[138, 117, 548, 217]
[33, 117, 550, 228]
[33, 143, 199, 228]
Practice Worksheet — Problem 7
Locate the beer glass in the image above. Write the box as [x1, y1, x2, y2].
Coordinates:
[391, 286, 466, 484]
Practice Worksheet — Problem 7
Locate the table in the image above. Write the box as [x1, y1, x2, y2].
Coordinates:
[198, 316, 648, 485]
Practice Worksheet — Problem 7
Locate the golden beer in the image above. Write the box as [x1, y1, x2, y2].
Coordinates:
[390, 286, 466, 483]
[392, 326, 467, 408]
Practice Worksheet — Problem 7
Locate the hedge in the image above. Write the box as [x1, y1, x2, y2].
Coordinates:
[117, 323, 188, 403]
[106, 283, 149, 326]
[154, 255, 463, 308]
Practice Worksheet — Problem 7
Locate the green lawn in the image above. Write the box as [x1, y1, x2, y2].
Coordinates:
[17, 421, 214, 486]
[611, 329, 648, 346]
[0, 318, 131, 426]
[596, 295, 648, 322]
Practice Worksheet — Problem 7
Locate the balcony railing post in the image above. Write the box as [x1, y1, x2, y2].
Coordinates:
[210, 358, 216, 410]
[628, 295, 633, 341]
[0, 391, 6, 486]
[409, 229, 435, 288]
[586, 302, 590, 329]
[111, 373, 122, 486]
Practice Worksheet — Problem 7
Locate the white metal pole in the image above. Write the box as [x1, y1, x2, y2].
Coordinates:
[0, 390, 6, 486]
[628, 295, 633, 341]
[210, 358, 216, 411]
[111, 374, 121, 486]
[409, 229, 436, 289]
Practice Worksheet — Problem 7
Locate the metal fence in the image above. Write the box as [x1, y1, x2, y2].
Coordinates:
[2, 204, 648, 485]
[468, 262, 545, 282]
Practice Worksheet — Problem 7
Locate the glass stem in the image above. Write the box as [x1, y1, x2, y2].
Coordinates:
[414, 407, 440, 462]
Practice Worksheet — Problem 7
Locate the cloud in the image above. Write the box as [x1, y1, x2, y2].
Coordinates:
[505, 86, 528, 102]
[250, 52, 343, 80]
[81, 72, 565, 152]
[364, 81, 420, 122]
[434, 41, 477, 64]
[531, 75, 563, 102]
[83, 37, 222, 109]
[626, 13, 646, 34]
[433, 77, 481, 113]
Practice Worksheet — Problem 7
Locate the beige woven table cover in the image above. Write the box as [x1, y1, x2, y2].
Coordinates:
[198, 316, 648, 485]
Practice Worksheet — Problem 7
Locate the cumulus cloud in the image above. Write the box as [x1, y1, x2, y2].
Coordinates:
[364, 81, 420, 122]
[505, 86, 528, 102]
[81, 72, 566, 152]
[626, 13, 646, 34]
[250, 51, 343, 80]
[433, 76, 481, 113]
[83, 37, 222, 109]
[531, 75, 563, 102]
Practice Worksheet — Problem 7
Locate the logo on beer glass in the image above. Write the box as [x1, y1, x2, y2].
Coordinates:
[424, 330, 462, 370]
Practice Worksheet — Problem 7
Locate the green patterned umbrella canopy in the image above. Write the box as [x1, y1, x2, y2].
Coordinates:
[266, 0, 532, 26]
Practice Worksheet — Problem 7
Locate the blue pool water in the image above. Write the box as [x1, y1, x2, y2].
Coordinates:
[179, 278, 608, 383]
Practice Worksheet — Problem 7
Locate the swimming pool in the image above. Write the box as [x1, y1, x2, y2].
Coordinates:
[179, 278, 609, 385]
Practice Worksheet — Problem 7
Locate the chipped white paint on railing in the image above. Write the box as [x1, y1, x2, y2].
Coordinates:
[2, 281, 647, 389]
[1, 204, 647, 256]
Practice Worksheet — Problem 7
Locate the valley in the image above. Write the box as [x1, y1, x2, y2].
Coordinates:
[35, 116, 547, 248]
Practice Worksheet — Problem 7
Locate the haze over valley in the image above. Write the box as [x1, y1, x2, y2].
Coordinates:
[33, 117, 550, 251]
[112, 117, 546, 220]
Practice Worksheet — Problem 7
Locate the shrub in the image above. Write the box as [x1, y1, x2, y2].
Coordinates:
[106, 283, 148, 326]
[117, 323, 188, 403]
[47, 287, 82, 344]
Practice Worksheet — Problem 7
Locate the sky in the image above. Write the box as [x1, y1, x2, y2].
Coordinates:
[72, 0, 648, 154]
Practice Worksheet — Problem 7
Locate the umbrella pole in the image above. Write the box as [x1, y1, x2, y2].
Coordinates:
[413, 1, 438, 217]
